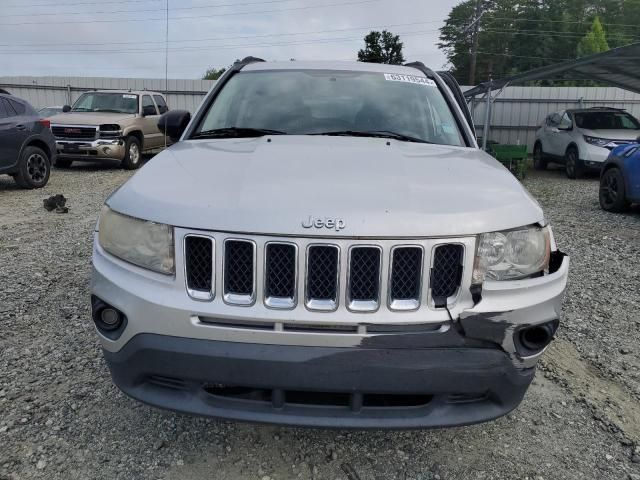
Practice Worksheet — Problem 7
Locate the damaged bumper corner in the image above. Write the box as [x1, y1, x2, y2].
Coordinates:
[459, 251, 570, 369]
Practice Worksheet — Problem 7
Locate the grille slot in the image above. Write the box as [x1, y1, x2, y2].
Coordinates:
[430, 244, 464, 307]
[223, 240, 255, 305]
[389, 246, 423, 310]
[348, 247, 382, 312]
[264, 243, 297, 308]
[306, 245, 339, 311]
[184, 235, 214, 300]
[51, 125, 97, 139]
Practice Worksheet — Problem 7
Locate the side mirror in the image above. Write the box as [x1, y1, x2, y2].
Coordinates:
[158, 110, 191, 142]
[142, 105, 157, 117]
[62, 105, 71, 113]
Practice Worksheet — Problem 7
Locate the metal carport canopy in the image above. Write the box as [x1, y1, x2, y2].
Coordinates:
[465, 42, 640, 97]
[463, 42, 640, 149]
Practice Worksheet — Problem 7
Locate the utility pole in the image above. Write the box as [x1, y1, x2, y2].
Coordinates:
[469, 0, 483, 85]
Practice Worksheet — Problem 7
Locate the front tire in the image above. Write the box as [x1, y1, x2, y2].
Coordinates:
[13, 146, 51, 189]
[565, 147, 583, 179]
[533, 143, 547, 170]
[121, 136, 142, 170]
[599, 167, 629, 212]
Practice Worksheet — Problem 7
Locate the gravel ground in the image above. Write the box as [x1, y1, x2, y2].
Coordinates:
[1, 160, 639, 480]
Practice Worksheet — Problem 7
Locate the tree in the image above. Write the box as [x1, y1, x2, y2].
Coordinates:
[202, 67, 227, 80]
[357, 30, 405, 64]
[577, 16, 609, 57]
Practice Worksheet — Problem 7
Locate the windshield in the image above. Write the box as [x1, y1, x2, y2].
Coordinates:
[194, 70, 464, 146]
[574, 111, 640, 130]
[72, 92, 139, 114]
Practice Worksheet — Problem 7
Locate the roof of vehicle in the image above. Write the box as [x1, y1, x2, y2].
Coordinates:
[567, 107, 627, 113]
[242, 60, 428, 77]
[82, 89, 165, 96]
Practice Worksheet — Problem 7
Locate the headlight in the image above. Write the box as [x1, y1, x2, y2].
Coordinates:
[473, 225, 550, 282]
[99, 124, 122, 138]
[98, 206, 174, 274]
[583, 135, 610, 147]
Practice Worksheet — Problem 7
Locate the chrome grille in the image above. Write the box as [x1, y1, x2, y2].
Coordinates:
[51, 125, 97, 139]
[430, 244, 463, 307]
[306, 245, 339, 311]
[184, 235, 214, 300]
[183, 233, 468, 314]
[264, 243, 297, 308]
[223, 240, 255, 305]
[347, 247, 381, 311]
[389, 247, 423, 310]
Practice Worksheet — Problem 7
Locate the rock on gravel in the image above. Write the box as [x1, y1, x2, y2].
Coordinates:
[1, 164, 639, 480]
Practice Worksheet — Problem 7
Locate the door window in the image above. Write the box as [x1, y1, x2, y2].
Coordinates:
[2, 98, 18, 117]
[558, 112, 572, 130]
[0, 98, 7, 119]
[142, 95, 158, 115]
[153, 95, 168, 114]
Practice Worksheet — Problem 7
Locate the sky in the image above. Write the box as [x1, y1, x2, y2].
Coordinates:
[2, 0, 460, 79]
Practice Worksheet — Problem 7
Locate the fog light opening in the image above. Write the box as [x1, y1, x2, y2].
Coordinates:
[519, 322, 556, 353]
[100, 308, 121, 328]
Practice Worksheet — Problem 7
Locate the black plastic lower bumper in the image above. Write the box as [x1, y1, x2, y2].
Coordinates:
[103, 334, 535, 429]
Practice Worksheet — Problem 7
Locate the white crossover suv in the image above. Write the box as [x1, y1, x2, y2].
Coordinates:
[534, 107, 640, 178]
[91, 58, 569, 428]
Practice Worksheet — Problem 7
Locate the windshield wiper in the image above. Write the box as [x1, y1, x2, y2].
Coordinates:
[191, 127, 287, 139]
[309, 130, 432, 144]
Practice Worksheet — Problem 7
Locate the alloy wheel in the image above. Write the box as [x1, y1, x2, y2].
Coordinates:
[600, 170, 619, 208]
[129, 143, 140, 164]
[26, 153, 48, 183]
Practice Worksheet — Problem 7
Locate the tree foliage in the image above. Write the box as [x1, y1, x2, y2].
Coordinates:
[202, 67, 227, 80]
[439, 0, 640, 84]
[577, 16, 609, 56]
[357, 30, 405, 64]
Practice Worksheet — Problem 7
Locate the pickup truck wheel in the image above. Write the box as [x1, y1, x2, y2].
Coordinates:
[121, 136, 142, 170]
[565, 147, 582, 179]
[533, 143, 547, 170]
[14, 146, 51, 189]
[599, 167, 629, 212]
[54, 158, 73, 168]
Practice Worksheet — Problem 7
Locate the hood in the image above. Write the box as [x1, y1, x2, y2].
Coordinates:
[49, 111, 136, 126]
[107, 136, 544, 238]
[581, 128, 640, 141]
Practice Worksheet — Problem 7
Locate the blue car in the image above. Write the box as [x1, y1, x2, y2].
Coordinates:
[599, 143, 640, 212]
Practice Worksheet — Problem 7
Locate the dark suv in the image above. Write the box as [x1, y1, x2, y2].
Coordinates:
[0, 93, 56, 189]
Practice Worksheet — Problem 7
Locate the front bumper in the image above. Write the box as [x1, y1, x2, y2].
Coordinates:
[55, 138, 125, 160]
[91, 236, 569, 428]
[105, 333, 534, 429]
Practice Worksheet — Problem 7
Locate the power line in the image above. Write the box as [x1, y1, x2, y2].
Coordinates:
[489, 15, 640, 30]
[476, 50, 572, 61]
[0, 29, 441, 55]
[2, 0, 308, 18]
[0, 0, 385, 26]
[0, 20, 442, 48]
[481, 28, 637, 40]
[4, 0, 159, 7]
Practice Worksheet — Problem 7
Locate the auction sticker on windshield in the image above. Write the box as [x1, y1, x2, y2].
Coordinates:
[123, 94, 137, 99]
[384, 73, 436, 87]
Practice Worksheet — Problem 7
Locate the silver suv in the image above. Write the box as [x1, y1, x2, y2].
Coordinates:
[91, 59, 569, 428]
[534, 107, 640, 178]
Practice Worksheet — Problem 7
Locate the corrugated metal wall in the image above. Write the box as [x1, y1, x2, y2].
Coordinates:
[0, 76, 216, 113]
[464, 86, 640, 152]
[2, 77, 640, 152]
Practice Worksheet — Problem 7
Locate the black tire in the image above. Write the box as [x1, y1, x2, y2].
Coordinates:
[121, 136, 142, 170]
[13, 146, 51, 189]
[565, 147, 583, 179]
[599, 167, 629, 212]
[533, 143, 547, 170]
[54, 157, 73, 168]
